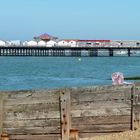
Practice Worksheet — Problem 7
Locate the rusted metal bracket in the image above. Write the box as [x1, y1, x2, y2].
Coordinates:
[70, 129, 79, 140]
[1, 132, 9, 140]
[60, 89, 71, 140]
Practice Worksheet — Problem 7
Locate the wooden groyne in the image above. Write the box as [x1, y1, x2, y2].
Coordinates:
[0, 46, 140, 57]
[0, 84, 140, 140]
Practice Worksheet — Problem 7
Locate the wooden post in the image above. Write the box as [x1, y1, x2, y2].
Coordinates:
[93, 49, 98, 56]
[109, 48, 113, 56]
[0, 94, 5, 136]
[131, 85, 135, 130]
[60, 89, 71, 140]
[128, 49, 131, 57]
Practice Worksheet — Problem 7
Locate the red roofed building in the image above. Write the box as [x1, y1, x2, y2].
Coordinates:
[78, 40, 111, 42]
[34, 33, 58, 42]
[77, 40, 111, 47]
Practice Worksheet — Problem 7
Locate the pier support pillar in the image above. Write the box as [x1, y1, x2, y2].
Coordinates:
[128, 49, 131, 57]
[71, 49, 81, 57]
[109, 49, 113, 57]
[89, 49, 98, 57]
[60, 50, 65, 56]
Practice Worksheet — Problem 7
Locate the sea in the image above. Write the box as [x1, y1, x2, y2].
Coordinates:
[0, 56, 140, 91]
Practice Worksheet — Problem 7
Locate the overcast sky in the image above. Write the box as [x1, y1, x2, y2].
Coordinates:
[0, 0, 140, 40]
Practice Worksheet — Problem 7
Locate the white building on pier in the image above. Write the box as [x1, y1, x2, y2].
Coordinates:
[38, 40, 46, 46]
[0, 40, 6, 46]
[57, 40, 68, 47]
[27, 40, 38, 46]
[46, 40, 57, 47]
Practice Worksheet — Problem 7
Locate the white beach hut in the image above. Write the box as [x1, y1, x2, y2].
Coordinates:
[10, 40, 21, 46]
[38, 40, 46, 46]
[57, 40, 68, 47]
[5, 41, 12, 46]
[46, 40, 57, 47]
[27, 40, 37, 46]
[68, 40, 77, 47]
[0, 40, 6, 46]
[23, 41, 28, 46]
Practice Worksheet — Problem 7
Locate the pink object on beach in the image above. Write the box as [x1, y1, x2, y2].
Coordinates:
[112, 72, 124, 85]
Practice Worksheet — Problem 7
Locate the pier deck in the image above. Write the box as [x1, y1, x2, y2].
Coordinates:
[0, 46, 140, 57]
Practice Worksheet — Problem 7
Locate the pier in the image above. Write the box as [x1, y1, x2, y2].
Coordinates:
[0, 46, 140, 57]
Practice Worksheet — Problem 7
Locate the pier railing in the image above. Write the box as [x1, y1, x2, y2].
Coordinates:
[0, 84, 140, 140]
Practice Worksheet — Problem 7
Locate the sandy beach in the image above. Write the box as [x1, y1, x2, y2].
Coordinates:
[80, 129, 140, 140]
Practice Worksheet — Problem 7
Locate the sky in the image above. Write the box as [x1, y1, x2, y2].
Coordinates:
[0, 0, 140, 40]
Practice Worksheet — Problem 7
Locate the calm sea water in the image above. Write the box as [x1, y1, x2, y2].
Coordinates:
[0, 57, 140, 90]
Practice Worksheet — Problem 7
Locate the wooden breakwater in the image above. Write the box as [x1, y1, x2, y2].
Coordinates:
[0, 84, 140, 140]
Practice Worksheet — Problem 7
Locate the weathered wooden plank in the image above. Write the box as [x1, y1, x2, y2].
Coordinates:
[4, 110, 60, 120]
[5, 100, 131, 115]
[70, 89, 132, 103]
[5, 89, 132, 106]
[71, 101, 131, 110]
[3, 116, 131, 129]
[5, 89, 60, 99]
[5, 96, 59, 105]
[5, 102, 60, 112]
[3, 126, 60, 135]
[3, 119, 60, 128]
[70, 85, 132, 94]
[72, 124, 131, 133]
[4, 107, 131, 121]
[71, 115, 131, 125]
[9, 134, 61, 140]
[71, 108, 131, 117]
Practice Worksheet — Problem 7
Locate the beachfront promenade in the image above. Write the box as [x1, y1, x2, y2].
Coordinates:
[0, 46, 140, 57]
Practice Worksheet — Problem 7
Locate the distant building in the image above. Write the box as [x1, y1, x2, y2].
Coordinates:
[23, 41, 28, 46]
[38, 40, 46, 46]
[27, 40, 37, 46]
[10, 40, 21, 46]
[5, 41, 12, 46]
[0, 40, 6, 46]
[77, 40, 111, 47]
[57, 40, 69, 46]
[34, 33, 58, 42]
[65, 40, 78, 47]
[46, 40, 57, 47]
